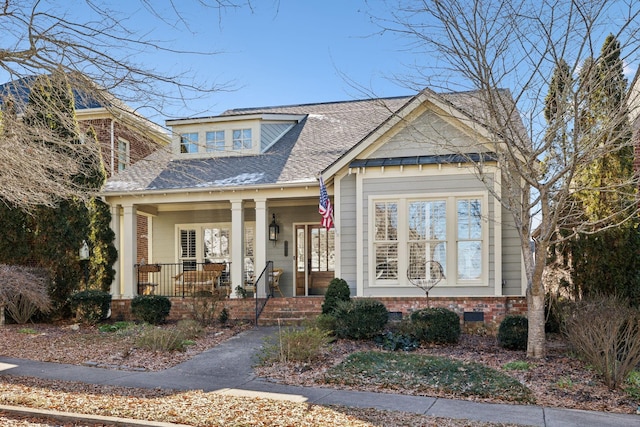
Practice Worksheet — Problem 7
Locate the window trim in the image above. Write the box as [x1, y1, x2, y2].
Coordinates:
[368, 191, 488, 288]
[232, 128, 253, 151]
[180, 132, 199, 154]
[205, 130, 225, 152]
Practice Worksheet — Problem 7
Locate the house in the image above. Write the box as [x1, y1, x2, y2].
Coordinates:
[0, 75, 170, 265]
[102, 88, 527, 324]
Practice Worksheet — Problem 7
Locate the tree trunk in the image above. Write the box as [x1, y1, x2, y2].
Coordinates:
[526, 286, 546, 358]
[526, 238, 548, 358]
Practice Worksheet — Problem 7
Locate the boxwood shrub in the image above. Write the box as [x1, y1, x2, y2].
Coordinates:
[322, 278, 351, 315]
[69, 290, 112, 325]
[333, 298, 388, 340]
[410, 307, 461, 344]
[498, 315, 528, 350]
[131, 295, 172, 325]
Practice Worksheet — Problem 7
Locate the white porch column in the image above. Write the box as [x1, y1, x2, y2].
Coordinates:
[254, 198, 267, 298]
[110, 205, 121, 298]
[230, 199, 245, 298]
[122, 204, 137, 298]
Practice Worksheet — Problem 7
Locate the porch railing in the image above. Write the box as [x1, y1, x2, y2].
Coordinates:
[252, 261, 274, 323]
[135, 262, 232, 298]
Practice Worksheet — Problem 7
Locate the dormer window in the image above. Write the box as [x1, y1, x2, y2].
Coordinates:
[233, 128, 252, 150]
[167, 113, 305, 158]
[206, 130, 225, 152]
[180, 132, 198, 153]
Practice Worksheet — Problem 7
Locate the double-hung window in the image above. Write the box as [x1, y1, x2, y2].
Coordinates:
[180, 132, 199, 154]
[457, 199, 482, 280]
[374, 201, 398, 279]
[408, 200, 447, 278]
[117, 139, 130, 172]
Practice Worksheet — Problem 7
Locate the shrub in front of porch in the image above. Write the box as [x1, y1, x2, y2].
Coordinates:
[410, 307, 461, 344]
[321, 278, 350, 315]
[69, 290, 111, 325]
[333, 299, 388, 340]
[131, 295, 171, 325]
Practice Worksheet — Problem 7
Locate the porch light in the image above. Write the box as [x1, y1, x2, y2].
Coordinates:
[269, 214, 279, 241]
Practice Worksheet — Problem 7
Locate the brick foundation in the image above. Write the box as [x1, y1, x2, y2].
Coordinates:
[110, 296, 526, 331]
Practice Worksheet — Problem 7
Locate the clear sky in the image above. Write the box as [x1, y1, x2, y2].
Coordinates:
[118, 0, 418, 122]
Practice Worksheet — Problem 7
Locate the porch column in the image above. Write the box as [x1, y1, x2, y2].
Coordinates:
[122, 204, 137, 298]
[254, 198, 267, 298]
[230, 199, 244, 298]
[110, 205, 121, 298]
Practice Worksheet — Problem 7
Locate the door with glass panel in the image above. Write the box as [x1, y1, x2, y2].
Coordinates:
[295, 224, 335, 296]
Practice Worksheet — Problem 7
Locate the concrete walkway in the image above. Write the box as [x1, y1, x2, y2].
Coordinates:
[1, 327, 639, 427]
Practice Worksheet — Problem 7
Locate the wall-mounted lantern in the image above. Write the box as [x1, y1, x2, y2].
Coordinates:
[269, 214, 279, 241]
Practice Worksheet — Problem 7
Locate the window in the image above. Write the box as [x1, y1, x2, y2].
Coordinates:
[457, 199, 482, 280]
[232, 128, 252, 150]
[310, 226, 335, 272]
[180, 132, 198, 153]
[374, 201, 398, 279]
[206, 130, 225, 152]
[117, 139, 129, 172]
[408, 200, 447, 277]
[179, 229, 197, 270]
[177, 223, 254, 273]
[371, 195, 485, 286]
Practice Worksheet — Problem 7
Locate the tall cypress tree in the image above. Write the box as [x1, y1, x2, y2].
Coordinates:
[568, 35, 640, 305]
[84, 126, 117, 292]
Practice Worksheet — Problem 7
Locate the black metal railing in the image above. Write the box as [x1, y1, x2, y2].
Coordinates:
[135, 262, 231, 298]
[253, 261, 274, 323]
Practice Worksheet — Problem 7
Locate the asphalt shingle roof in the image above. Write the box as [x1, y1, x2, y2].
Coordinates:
[103, 96, 414, 193]
[102, 90, 515, 194]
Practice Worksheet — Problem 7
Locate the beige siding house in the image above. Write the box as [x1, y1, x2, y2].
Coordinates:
[102, 88, 526, 313]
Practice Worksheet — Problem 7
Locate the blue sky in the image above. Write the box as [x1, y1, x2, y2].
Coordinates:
[120, 1, 417, 121]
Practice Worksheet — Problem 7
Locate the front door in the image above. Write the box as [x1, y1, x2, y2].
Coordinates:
[295, 224, 335, 296]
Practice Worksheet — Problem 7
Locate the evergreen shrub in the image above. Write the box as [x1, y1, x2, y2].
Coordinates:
[498, 315, 528, 350]
[68, 290, 111, 325]
[410, 307, 461, 344]
[321, 278, 350, 314]
[131, 295, 171, 325]
[333, 299, 389, 340]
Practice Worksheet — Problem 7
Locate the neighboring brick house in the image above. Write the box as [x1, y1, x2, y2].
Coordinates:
[0, 75, 170, 265]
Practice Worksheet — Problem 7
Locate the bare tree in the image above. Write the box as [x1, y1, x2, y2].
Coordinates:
[374, 0, 640, 358]
[0, 0, 239, 209]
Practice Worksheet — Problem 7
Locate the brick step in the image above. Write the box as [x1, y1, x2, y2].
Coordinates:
[257, 297, 323, 326]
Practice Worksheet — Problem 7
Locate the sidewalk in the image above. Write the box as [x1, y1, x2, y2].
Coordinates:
[1, 326, 639, 427]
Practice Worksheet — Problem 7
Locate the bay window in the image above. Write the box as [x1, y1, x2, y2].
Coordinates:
[371, 194, 485, 286]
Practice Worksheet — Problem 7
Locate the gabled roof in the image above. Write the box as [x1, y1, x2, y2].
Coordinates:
[103, 90, 507, 195]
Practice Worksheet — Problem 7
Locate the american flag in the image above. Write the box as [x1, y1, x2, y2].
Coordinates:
[318, 176, 334, 229]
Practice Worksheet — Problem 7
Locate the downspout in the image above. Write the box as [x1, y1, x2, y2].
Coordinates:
[110, 118, 115, 176]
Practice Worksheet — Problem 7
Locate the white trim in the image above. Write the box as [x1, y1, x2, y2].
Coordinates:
[494, 169, 503, 296]
[367, 191, 490, 289]
[356, 171, 364, 296]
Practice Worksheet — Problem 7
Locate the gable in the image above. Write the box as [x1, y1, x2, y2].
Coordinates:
[369, 107, 487, 159]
